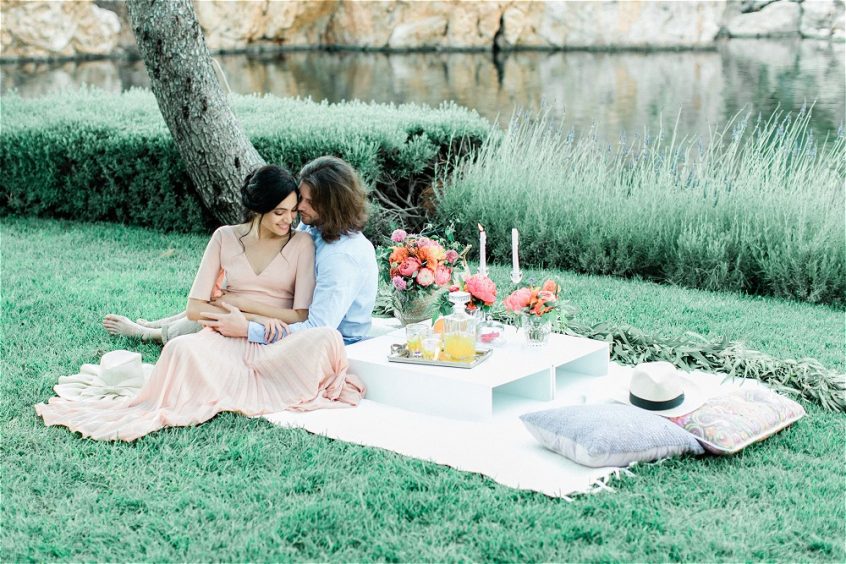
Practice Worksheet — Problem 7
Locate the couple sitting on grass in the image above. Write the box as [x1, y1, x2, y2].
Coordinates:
[36, 156, 379, 441]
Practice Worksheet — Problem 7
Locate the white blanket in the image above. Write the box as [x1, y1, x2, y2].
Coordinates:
[263, 363, 739, 499]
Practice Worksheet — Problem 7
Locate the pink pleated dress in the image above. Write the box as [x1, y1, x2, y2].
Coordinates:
[35, 226, 366, 441]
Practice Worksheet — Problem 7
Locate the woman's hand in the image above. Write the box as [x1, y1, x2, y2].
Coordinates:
[199, 303, 249, 338]
[211, 291, 248, 311]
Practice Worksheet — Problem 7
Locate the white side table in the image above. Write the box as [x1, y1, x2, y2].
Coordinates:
[346, 326, 609, 421]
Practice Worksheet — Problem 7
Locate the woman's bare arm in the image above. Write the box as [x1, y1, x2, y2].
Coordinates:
[186, 298, 231, 322]
[209, 292, 307, 323]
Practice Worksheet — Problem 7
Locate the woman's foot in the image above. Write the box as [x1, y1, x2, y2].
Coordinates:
[103, 315, 162, 343]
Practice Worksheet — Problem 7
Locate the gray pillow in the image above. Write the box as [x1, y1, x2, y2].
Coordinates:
[520, 404, 704, 468]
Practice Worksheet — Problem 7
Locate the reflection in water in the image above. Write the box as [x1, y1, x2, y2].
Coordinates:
[1, 42, 843, 141]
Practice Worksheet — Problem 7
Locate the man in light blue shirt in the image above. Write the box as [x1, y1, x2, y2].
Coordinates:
[209, 156, 378, 345]
[247, 223, 377, 345]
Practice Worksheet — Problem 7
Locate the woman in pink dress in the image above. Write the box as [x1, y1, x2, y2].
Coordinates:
[35, 165, 365, 441]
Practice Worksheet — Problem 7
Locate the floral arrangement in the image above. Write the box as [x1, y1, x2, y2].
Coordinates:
[382, 228, 463, 297]
[504, 279, 561, 319]
[448, 273, 498, 313]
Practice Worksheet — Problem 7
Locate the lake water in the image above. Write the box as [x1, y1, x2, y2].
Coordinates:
[2, 40, 843, 142]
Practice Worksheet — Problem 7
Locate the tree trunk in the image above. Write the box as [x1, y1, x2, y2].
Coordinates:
[127, 0, 264, 225]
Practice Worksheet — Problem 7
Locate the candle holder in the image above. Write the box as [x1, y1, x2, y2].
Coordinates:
[510, 270, 523, 285]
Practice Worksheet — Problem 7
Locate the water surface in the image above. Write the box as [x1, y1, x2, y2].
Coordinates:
[2, 41, 843, 142]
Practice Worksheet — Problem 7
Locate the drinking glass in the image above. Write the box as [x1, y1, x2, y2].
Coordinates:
[405, 322, 428, 357]
[421, 335, 441, 361]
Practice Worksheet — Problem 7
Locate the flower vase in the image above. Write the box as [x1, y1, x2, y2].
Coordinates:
[521, 314, 551, 347]
[393, 291, 441, 326]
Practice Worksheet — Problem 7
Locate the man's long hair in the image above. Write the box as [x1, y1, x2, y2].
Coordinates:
[298, 156, 368, 243]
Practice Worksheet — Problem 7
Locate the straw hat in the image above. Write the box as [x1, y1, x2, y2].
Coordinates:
[613, 361, 707, 417]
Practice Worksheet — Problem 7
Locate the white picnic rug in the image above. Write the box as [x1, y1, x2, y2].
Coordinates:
[263, 358, 741, 500]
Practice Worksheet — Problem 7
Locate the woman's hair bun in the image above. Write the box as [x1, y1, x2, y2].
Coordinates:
[240, 165, 298, 218]
[240, 170, 259, 210]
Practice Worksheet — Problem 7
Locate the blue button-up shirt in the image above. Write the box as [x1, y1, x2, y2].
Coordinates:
[247, 224, 377, 345]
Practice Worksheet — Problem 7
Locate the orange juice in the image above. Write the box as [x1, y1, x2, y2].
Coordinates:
[443, 334, 475, 362]
[406, 336, 423, 355]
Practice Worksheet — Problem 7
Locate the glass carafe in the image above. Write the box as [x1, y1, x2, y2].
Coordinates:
[442, 291, 477, 362]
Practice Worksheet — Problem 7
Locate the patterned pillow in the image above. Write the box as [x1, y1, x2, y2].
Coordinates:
[668, 387, 806, 455]
[520, 404, 704, 468]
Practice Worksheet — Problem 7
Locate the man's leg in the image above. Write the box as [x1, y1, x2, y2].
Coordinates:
[160, 316, 203, 344]
[103, 314, 202, 344]
[136, 311, 187, 328]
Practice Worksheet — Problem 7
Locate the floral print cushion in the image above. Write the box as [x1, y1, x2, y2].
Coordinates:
[669, 387, 806, 455]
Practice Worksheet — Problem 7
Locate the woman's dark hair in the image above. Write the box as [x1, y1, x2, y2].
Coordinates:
[238, 165, 299, 252]
[298, 156, 368, 243]
[240, 164, 299, 222]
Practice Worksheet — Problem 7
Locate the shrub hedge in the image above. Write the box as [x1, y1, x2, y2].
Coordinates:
[1, 88, 491, 238]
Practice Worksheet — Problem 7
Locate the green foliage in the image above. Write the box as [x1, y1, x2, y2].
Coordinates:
[0, 87, 490, 237]
[3, 218, 844, 562]
[435, 108, 846, 305]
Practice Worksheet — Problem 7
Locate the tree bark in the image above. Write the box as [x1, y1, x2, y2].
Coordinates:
[127, 0, 264, 224]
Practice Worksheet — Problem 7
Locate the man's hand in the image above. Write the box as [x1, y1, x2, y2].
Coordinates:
[199, 302, 248, 338]
[263, 318, 290, 343]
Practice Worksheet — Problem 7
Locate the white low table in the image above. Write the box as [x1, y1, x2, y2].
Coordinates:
[346, 326, 609, 421]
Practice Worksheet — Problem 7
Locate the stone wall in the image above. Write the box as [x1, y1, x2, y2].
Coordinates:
[1, 0, 843, 60]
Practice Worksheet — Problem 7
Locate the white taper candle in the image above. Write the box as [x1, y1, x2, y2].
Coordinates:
[512, 228, 520, 273]
[478, 223, 487, 275]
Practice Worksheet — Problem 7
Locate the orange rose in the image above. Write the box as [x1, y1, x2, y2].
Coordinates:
[389, 246, 409, 265]
[416, 244, 446, 267]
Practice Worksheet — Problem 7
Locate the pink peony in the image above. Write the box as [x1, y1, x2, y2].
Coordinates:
[391, 229, 408, 243]
[397, 257, 421, 277]
[464, 274, 497, 305]
[504, 287, 532, 313]
[392, 276, 407, 291]
[538, 290, 556, 302]
[416, 267, 435, 286]
[416, 237, 433, 248]
[434, 265, 452, 286]
[445, 249, 459, 263]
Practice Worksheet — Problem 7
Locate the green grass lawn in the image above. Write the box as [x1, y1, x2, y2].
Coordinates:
[2, 217, 844, 562]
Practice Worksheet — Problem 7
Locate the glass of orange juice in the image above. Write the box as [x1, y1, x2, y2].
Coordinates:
[405, 323, 428, 357]
[421, 336, 441, 361]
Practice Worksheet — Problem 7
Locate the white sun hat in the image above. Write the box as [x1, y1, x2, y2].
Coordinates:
[613, 361, 708, 417]
[52, 350, 153, 402]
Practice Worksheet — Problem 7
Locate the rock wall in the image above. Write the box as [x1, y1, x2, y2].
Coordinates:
[1, 0, 121, 59]
[1, 0, 843, 60]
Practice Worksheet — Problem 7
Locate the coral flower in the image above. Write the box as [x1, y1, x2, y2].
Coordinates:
[434, 265, 452, 286]
[464, 274, 497, 306]
[538, 290, 556, 302]
[542, 279, 559, 294]
[398, 257, 421, 277]
[504, 287, 532, 312]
